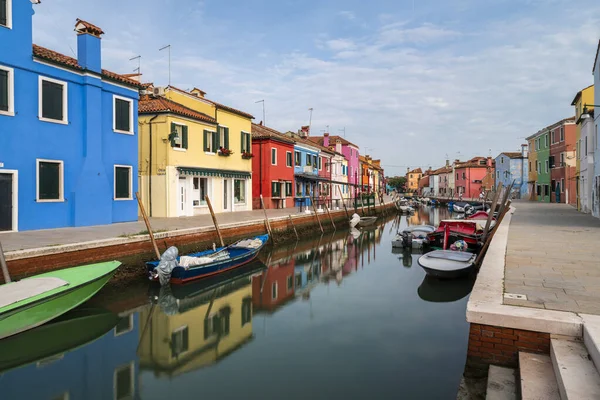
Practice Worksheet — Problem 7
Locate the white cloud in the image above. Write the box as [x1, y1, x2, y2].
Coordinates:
[339, 11, 356, 21]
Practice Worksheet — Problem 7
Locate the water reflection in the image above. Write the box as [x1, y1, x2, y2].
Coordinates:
[0, 208, 474, 400]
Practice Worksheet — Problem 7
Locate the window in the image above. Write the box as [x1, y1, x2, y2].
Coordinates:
[286, 151, 292, 167]
[272, 282, 277, 300]
[272, 181, 281, 198]
[37, 159, 64, 202]
[241, 298, 252, 326]
[271, 148, 277, 165]
[219, 126, 230, 150]
[560, 127, 564, 142]
[114, 315, 133, 336]
[0, 65, 14, 115]
[496, 171, 500, 179]
[1, 0, 11, 28]
[544, 184, 549, 197]
[462, 172, 466, 179]
[551, 180, 556, 191]
[551, 131, 555, 144]
[313, 155, 317, 168]
[318, 157, 322, 170]
[295, 151, 301, 166]
[39, 76, 68, 123]
[585, 136, 588, 155]
[287, 275, 293, 291]
[529, 161, 531, 171]
[296, 182, 301, 196]
[545, 160, 549, 173]
[456, 173, 459, 180]
[240, 131, 251, 153]
[306, 154, 311, 166]
[410, 174, 413, 179]
[203, 130, 218, 153]
[544, 135, 548, 147]
[171, 123, 188, 150]
[501, 157, 504, 164]
[560, 152, 565, 167]
[285, 181, 292, 197]
[549, 156, 555, 168]
[113, 95, 133, 134]
[170, 327, 189, 358]
[114, 165, 132, 200]
[561, 178, 565, 193]
[234, 179, 246, 204]
[114, 363, 134, 400]
[536, 185, 541, 196]
[193, 177, 208, 206]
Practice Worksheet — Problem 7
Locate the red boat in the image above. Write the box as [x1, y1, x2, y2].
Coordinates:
[427, 220, 486, 249]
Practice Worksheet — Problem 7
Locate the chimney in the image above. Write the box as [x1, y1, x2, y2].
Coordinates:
[407, 167, 410, 174]
[486, 156, 493, 167]
[75, 19, 103, 73]
[446, 159, 450, 167]
[521, 143, 528, 158]
[190, 88, 206, 98]
[323, 132, 330, 147]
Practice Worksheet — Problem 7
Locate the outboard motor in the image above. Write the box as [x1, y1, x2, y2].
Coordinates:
[402, 231, 413, 248]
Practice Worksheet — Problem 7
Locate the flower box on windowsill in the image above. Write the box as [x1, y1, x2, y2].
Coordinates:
[241, 152, 254, 159]
[218, 147, 233, 157]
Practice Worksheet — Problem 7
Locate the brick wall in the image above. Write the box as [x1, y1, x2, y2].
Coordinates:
[468, 323, 550, 366]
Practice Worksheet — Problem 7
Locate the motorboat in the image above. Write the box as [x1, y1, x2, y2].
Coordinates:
[426, 220, 485, 249]
[417, 250, 477, 279]
[392, 225, 436, 249]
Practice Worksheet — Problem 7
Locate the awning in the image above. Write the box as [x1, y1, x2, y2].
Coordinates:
[177, 167, 251, 179]
[294, 173, 328, 181]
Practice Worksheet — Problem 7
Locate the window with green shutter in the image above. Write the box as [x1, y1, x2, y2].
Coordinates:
[204, 130, 210, 152]
[114, 97, 131, 132]
[306, 154, 311, 166]
[170, 123, 184, 149]
[181, 125, 188, 149]
[0, 0, 7, 27]
[41, 79, 65, 121]
[246, 133, 251, 154]
[295, 151, 301, 166]
[115, 166, 132, 199]
[38, 161, 62, 201]
[272, 181, 281, 197]
[224, 127, 229, 149]
[285, 182, 292, 197]
[0, 69, 8, 112]
[212, 131, 219, 153]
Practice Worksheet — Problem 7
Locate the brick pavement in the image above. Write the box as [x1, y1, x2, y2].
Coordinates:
[503, 201, 600, 315]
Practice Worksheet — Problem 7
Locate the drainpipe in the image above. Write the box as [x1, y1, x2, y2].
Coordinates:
[148, 114, 159, 217]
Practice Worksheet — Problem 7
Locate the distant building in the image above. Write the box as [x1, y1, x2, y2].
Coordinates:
[406, 168, 423, 193]
[0, 2, 141, 232]
[549, 118, 576, 204]
[527, 126, 552, 202]
[494, 146, 529, 199]
[454, 157, 494, 199]
[572, 85, 594, 211]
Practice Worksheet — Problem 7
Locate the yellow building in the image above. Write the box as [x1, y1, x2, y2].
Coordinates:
[406, 168, 423, 193]
[138, 273, 255, 376]
[571, 85, 594, 210]
[138, 86, 254, 217]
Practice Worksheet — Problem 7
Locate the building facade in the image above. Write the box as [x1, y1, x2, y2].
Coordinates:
[289, 134, 321, 208]
[494, 147, 529, 199]
[454, 157, 494, 199]
[527, 137, 538, 200]
[549, 118, 576, 204]
[251, 123, 295, 210]
[572, 85, 594, 210]
[527, 128, 551, 202]
[138, 86, 253, 217]
[406, 168, 423, 193]
[593, 41, 600, 218]
[308, 134, 359, 198]
[0, 4, 140, 232]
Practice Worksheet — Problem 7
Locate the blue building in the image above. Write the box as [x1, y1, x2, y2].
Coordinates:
[0, 1, 140, 232]
[494, 146, 529, 199]
[288, 134, 322, 208]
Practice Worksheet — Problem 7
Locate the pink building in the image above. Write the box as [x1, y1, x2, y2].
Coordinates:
[454, 157, 495, 199]
[437, 166, 452, 197]
[309, 134, 360, 197]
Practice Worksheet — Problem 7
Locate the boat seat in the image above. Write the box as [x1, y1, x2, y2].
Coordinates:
[0, 277, 69, 309]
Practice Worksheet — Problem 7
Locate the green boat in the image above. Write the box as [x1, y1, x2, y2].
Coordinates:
[0, 261, 120, 340]
[0, 306, 119, 373]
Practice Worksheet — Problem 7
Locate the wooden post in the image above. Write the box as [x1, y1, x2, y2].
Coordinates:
[288, 215, 299, 240]
[324, 201, 336, 230]
[311, 197, 324, 233]
[475, 200, 511, 266]
[337, 185, 350, 219]
[136, 192, 161, 260]
[0, 241, 11, 283]
[260, 195, 274, 241]
[483, 182, 502, 239]
[205, 195, 225, 247]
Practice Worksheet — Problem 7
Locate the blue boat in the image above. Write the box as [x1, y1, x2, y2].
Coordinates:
[146, 234, 269, 285]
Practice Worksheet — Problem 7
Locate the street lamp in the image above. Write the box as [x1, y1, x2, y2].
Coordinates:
[581, 104, 600, 118]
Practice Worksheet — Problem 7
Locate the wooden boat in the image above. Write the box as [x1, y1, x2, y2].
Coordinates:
[426, 220, 484, 249]
[357, 217, 377, 227]
[417, 250, 476, 279]
[0, 261, 120, 340]
[146, 234, 269, 285]
[0, 307, 118, 373]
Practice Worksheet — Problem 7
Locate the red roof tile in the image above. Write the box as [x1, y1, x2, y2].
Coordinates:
[251, 123, 295, 144]
[139, 96, 217, 124]
[308, 135, 359, 148]
[32, 44, 141, 88]
[166, 85, 254, 120]
[75, 19, 104, 37]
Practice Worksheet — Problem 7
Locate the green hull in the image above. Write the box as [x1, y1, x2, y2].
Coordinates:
[0, 261, 120, 340]
[0, 307, 119, 373]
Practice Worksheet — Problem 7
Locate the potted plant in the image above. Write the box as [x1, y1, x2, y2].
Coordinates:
[241, 151, 254, 159]
[218, 147, 233, 157]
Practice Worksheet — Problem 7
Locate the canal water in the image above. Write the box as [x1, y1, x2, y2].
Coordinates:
[0, 206, 475, 400]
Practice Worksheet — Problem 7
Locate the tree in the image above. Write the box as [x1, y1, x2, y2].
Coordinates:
[386, 176, 407, 192]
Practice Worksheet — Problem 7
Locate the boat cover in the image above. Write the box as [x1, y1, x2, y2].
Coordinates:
[0, 277, 69, 309]
[179, 251, 230, 268]
[154, 246, 179, 286]
[231, 238, 263, 249]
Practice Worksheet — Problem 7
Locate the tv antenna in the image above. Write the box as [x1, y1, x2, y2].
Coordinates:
[159, 45, 171, 86]
[255, 100, 265, 125]
[129, 55, 141, 75]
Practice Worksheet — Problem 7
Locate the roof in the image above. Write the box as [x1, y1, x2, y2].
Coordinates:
[525, 116, 576, 140]
[307, 135, 359, 148]
[287, 133, 335, 155]
[571, 84, 594, 106]
[139, 96, 217, 124]
[593, 39, 600, 73]
[455, 157, 492, 169]
[167, 86, 254, 120]
[498, 152, 524, 159]
[251, 123, 295, 144]
[32, 44, 141, 88]
[407, 168, 422, 175]
[431, 166, 452, 175]
[74, 19, 104, 37]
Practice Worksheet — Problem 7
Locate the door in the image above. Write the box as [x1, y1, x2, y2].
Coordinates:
[178, 177, 187, 216]
[0, 173, 13, 231]
[223, 179, 229, 211]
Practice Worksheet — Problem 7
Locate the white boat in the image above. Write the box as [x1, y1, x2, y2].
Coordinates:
[417, 250, 476, 279]
[357, 217, 377, 227]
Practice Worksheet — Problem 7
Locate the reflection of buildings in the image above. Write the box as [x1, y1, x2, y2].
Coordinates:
[2, 311, 140, 400]
[252, 245, 297, 313]
[138, 274, 255, 377]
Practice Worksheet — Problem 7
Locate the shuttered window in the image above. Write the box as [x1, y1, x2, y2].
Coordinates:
[285, 182, 292, 197]
[115, 166, 132, 199]
[0, 0, 7, 27]
[286, 152, 292, 167]
[41, 79, 65, 121]
[0, 69, 8, 112]
[295, 151, 301, 166]
[240, 131, 250, 153]
[272, 181, 281, 197]
[170, 123, 188, 149]
[38, 160, 62, 201]
[271, 148, 277, 165]
[114, 97, 131, 132]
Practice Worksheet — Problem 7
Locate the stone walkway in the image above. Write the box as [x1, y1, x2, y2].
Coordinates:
[504, 200, 600, 315]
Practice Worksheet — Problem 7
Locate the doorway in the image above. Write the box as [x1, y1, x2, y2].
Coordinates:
[223, 179, 229, 211]
[0, 172, 16, 232]
[178, 177, 187, 217]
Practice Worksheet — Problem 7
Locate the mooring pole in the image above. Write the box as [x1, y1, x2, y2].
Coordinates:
[260, 195, 274, 241]
[324, 201, 336, 230]
[288, 215, 299, 240]
[0, 241, 11, 283]
[310, 197, 324, 233]
[205, 195, 225, 247]
[337, 185, 350, 219]
[136, 192, 161, 260]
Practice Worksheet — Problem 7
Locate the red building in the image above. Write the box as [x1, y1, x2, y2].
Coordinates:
[251, 261, 296, 313]
[454, 157, 495, 199]
[549, 118, 576, 204]
[251, 123, 296, 209]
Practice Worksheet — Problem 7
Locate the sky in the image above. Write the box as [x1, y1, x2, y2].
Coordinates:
[32, 0, 600, 177]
